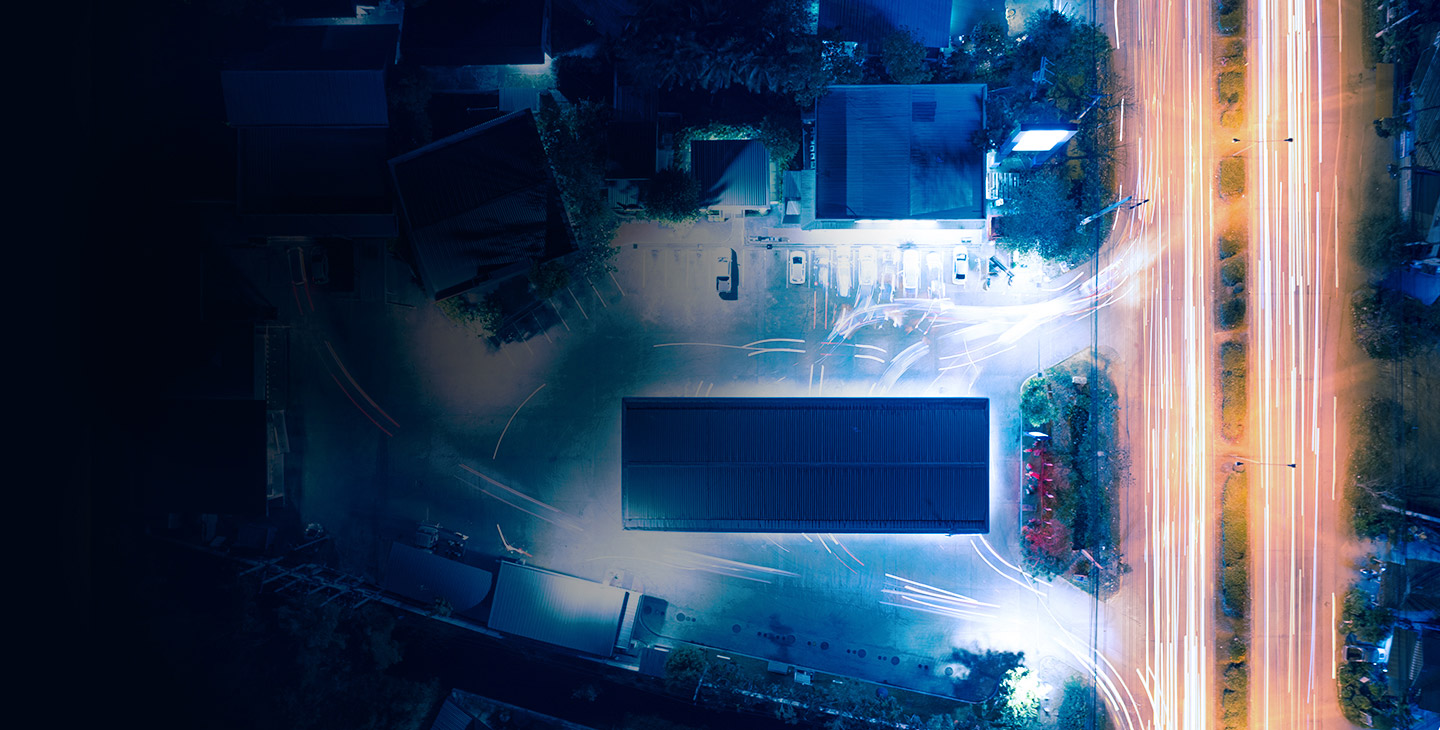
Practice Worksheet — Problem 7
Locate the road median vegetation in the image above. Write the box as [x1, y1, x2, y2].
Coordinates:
[1018, 352, 1127, 592]
[1216, 470, 1250, 730]
[1219, 340, 1247, 442]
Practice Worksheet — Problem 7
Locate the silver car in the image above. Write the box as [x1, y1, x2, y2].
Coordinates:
[858, 246, 877, 287]
[788, 250, 807, 285]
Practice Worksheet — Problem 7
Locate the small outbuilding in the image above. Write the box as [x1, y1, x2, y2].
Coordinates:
[487, 562, 638, 658]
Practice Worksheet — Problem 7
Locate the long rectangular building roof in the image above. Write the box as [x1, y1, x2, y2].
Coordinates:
[621, 397, 989, 533]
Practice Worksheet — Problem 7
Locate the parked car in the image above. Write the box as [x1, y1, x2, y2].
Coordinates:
[953, 247, 970, 284]
[1345, 644, 1386, 664]
[716, 248, 737, 298]
[858, 247, 877, 287]
[926, 252, 944, 296]
[287, 246, 307, 285]
[788, 250, 808, 285]
[835, 249, 853, 297]
[901, 248, 921, 295]
[308, 248, 330, 285]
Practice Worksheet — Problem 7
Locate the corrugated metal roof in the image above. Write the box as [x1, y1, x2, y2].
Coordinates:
[381, 543, 494, 618]
[622, 397, 989, 533]
[819, 0, 952, 49]
[401, 0, 550, 66]
[815, 85, 986, 221]
[388, 109, 575, 299]
[691, 139, 769, 207]
[237, 127, 390, 214]
[428, 697, 475, 730]
[487, 562, 630, 657]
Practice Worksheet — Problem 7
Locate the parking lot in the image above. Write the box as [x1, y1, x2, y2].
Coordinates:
[277, 219, 1133, 702]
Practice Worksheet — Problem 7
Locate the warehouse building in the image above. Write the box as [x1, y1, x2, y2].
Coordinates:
[621, 397, 989, 533]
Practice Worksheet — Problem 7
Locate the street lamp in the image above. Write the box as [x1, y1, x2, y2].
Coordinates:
[1232, 457, 1297, 471]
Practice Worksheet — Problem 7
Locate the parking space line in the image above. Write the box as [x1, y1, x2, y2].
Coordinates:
[566, 286, 589, 319]
[533, 313, 552, 343]
[549, 300, 571, 331]
[589, 280, 609, 308]
[609, 271, 627, 297]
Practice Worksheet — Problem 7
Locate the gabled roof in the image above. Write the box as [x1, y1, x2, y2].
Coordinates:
[381, 542, 494, 618]
[238, 127, 390, 215]
[691, 139, 769, 207]
[815, 84, 987, 221]
[222, 25, 395, 126]
[401, 0, 551, 66]
[389, 109, 575, 300]
[487, 562, 631, 657]
[819, 0, 952, 49]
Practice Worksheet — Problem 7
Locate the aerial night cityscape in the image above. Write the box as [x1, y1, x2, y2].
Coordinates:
[68, 0, 1440, 728]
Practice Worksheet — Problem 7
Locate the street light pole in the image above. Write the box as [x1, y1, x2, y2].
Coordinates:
[1231, 457, 1297, 470]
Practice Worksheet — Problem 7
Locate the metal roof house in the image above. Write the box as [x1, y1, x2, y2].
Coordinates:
[818, 0, 954, 49]
[811, 84, 987, 229]
[388, 108, 576, 301]
[621, 397, 990, 533]
[691, 139, 770, 209]
[381, 543, 494, 619]
[400, 0, 550, 67]
[222, 24, 399, 236]
[487, 562, 639, 658]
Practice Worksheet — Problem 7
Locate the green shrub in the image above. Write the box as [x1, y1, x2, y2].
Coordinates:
[1217, 70, 1244, 104]
[1219, 295, 1247, 329]
[1222, 565, 1249, 617]
[1218, 7, 1245, 35]
[1342, 587, 1395, 644]
[1221, 471, 1249, 564]
[1219, 157, 1246, 198]
[1223, 664, 1249, 693]
[1221, 685, 1248, 720]
[1020, 376, 1058, 429]
[1220, 341, 1247, 439]
[1227, 634, 1248, 663]
[1354, 211, 1410, 272]
[1219, 227, 1245, 258]
[1220, 109, 1245, 129]
[1221, 257, 1247, 287]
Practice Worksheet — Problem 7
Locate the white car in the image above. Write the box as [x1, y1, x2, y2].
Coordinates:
[926, 252, 944, 296]
[716, 248, 737, 297]
[835, 249, 853, 297]
[953, 247, 969, 284]
[901, 249, 921, 295]
[858, 247, 877, 287]
[788, 250, 807, 285]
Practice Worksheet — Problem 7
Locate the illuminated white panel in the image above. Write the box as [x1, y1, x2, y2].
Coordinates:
[1011, 129, 1074, 152]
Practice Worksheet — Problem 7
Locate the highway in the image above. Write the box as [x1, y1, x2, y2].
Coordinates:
[1249, 0, 1356, 727]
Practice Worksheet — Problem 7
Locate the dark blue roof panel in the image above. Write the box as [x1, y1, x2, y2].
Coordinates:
[381, 542, 494, 618]
[622, 397, 990, 533]
[222, 25, 395, 126]
[238, 127, 390, 214]
[819, 0, 953, 48]
[691, 139, 769, 207]
[401, 0, 550, 66]
[815, 84, 986, 220]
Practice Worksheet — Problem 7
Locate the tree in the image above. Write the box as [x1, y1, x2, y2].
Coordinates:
[1002, 170, 1084, 262]
[1020, 376, 1057, 429]
[823, 40, 866, 86]
[1219, 226, 1245, 258]
[1219, 296, 1246, 329]
[1354, 211, 1410, 270]
[616, 0, 830, 106]
[1351, 285, 1440, 359]
[881, 28, 931, 84]
[1221, 256, 1246, 287]
[535, 94, 621, 278]
[1023, 518, 1072, 576]
[528, 260, 571, 299]
[643, 168, 704, 223]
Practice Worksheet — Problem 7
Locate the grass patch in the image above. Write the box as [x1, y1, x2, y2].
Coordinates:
[1219, 296, 1247, 330]
[1220, 109, 1245, 129]
[1219, 226, 1246, 259]
[1217, 70, 1244, 105]
[1219, 157, 1246, 198]
[1220, 340, 1247, 441]
[1220, 257, 1247, 287]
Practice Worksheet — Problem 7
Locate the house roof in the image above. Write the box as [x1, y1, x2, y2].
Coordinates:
[487, 562, 631, 657]
[381, 543, 494, 618]
[222, 25, 395, 126]
[815, 84, 987, 221]
[691, 139, 769, 207]
[621, 397, 990, 533]
[427, 697, 476, 730]
[388, 108, 576, 300]
[401, 0, 550, 66]
[819, 0, 953, 48]
[140, 399, 268, 516]
[238, 127, 390, 215]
